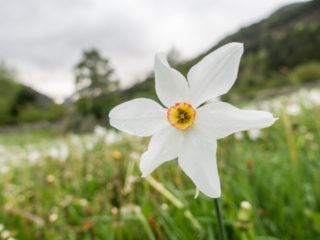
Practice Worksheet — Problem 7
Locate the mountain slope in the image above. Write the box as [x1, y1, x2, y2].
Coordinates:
[176, 0, 320, 99]
[0, 65, 65, 125]
[124, 0, 320, 101]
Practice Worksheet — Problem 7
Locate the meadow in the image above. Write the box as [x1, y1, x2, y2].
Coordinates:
[0, 87, 319, 240]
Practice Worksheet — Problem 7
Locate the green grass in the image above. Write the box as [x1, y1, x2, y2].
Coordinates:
[0, 130, 52, 146]
[0, 106, 319, 240]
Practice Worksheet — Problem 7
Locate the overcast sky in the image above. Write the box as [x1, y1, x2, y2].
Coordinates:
[0, 0, 305, 101]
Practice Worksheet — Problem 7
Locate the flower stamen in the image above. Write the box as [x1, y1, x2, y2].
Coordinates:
[167, 103, 196, 130]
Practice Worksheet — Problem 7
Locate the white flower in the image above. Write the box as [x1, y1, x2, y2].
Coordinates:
[240, 201, 252, 210]
[129, 152, 140, 161]
[28, 150, 41, 164]
[78, 198, 89, 207]
[248, 129, 261, 140]
[49, 213, 59, 222]
[234, 132, 244, 141]
[94, 125, 107, 137]
[49, 147, 59, 158]
[286, 104, 300, 116]
[59, 145, 69, 161]
[310, 89, 320, 105]
[104, 129, 122, 144]
[109, 42, 277, 198]
[85, 142, 94, 150]
[1, 230, 11, 238]
[0, 166, 9, 174]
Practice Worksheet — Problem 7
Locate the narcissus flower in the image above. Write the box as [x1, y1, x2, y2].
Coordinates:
[109, 43, 277, 198]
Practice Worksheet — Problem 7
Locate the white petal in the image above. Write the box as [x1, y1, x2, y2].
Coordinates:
[196, 101, 278, 140]
[178, 128, 221, 198]
[109, 98, 167, 137]
[140, 125, 183, 177]
[187, 43, 244, 107]
[154, 53, 190, 107]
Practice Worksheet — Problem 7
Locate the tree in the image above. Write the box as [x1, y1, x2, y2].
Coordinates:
[74, 49, 120, 119]
[74, 49, 118, 97]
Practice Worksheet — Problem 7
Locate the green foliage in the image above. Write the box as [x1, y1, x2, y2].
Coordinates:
[75, 92, 120, 118]
[75, 49, 118, 96]
[0, 81, 22, 124]
[91, 92, 120, 118]
[75, 97, 93, 116]
[289, 61, 320, 84]
[0, 63, 65, 125]
[121, 75, 157, 101]
[74, 49, 120, 119]
[16, 104, 65, 123]
[0, 105, 319, 239]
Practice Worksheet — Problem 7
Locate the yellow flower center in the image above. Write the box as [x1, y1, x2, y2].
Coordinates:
[167, 102, 196, 130]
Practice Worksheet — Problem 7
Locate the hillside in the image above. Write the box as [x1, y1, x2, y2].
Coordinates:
[124, 0, 320, 101]
[0, 64, 65, 125]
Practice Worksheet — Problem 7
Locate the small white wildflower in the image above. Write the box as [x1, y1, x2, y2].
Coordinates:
[59, 145, 69, 161]
[248, 129, 261, 140]
[286, 104, 300, 116]
[49, 147, 59, 158]
[94, 125, 107, 137]
[128, 175, 137, 184]
[305, 133, 314, 141]
[129, 152, 140, 161]
[46, 174, 56, 183]
[78, 199, 88, 207]
[0, 166, 9, 174]
[234, 132, 244, 140]
[70, 134, 80, 145]
[270, 99, 283, 113]
[49, 213, 59, 222]
[240, 201, 252, 210]
[1, 230, 11, 238]
[111, 207, 118, 215]
[86, 142, 94, 150]
[121, 204, 141, 215]
[161, 203, 169, 211]
[28, 150, 41, 164]
[259, 102, 271, 112]
[310, 89, 320, 105]
[104, 130, 122, 144]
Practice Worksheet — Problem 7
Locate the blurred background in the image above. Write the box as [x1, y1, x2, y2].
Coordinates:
[0, 0, 320, 239]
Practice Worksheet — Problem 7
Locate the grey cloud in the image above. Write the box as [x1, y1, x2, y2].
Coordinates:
[0, 0, 301, 98]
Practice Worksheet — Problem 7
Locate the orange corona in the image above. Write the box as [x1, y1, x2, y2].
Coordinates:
[167, 102, 196, 130]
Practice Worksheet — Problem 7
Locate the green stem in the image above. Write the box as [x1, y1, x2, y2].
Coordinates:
[214, 198, 226, 240]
